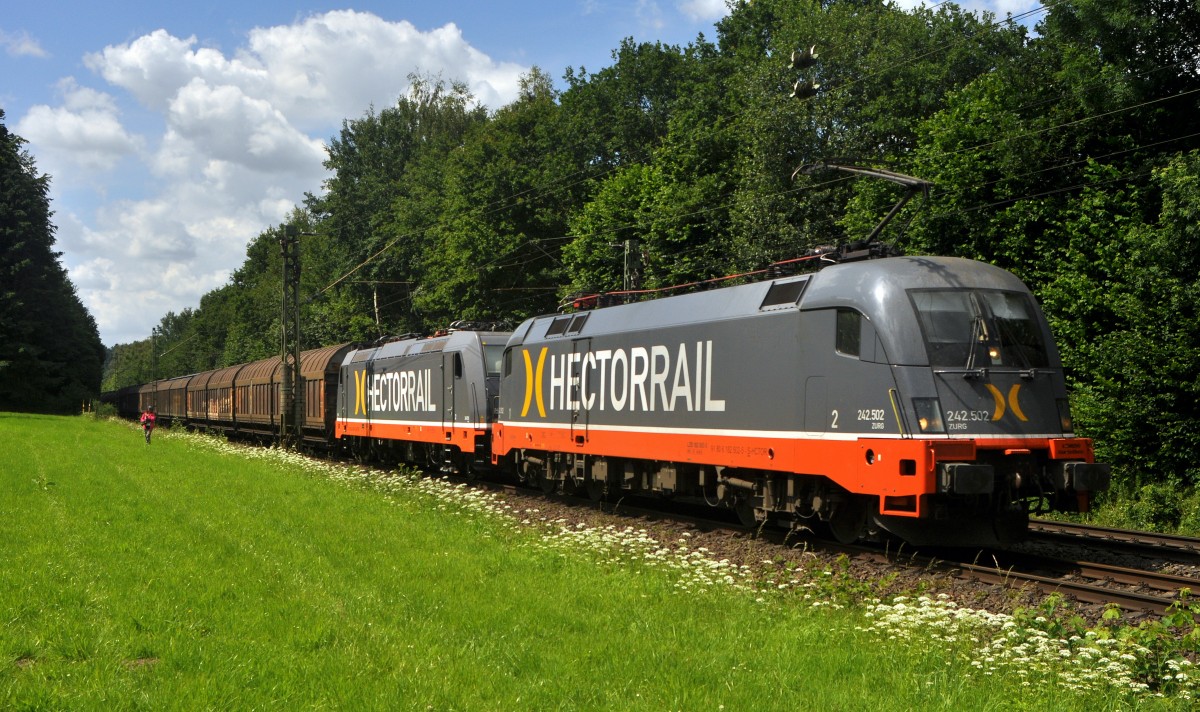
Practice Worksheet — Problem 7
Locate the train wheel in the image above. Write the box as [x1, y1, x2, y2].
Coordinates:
[350, 439, 370, 464]
[423, 444, 442, 471]
[460, 455, 478, 482]
[586, 477, 605, 502]
[733, 497, 757, 527]
[828, 495, 869, 544]
[536, 470, 558, 495]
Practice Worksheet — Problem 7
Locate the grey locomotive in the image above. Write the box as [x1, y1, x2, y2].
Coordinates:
[493, 256, 1109, 546]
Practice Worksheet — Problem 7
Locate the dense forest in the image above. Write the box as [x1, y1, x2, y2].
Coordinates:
[101, 0, 1200, 527]
[0, 109, 105, 414]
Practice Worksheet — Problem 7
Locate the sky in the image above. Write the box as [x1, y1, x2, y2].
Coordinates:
[1, 1, 1039, 347]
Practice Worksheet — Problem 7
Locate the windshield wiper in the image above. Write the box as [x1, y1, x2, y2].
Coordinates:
[963, 315, 986, 379]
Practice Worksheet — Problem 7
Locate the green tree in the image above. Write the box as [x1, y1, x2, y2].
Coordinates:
[0, 109, 104, 412]
[563, 163, 663, 295]
[561, 37, 736, 297]
[1040, 156, 1200, 503]
[561, 38, 702, 169]
[307, 75, 488, 337]
[415, 68, 579, 326]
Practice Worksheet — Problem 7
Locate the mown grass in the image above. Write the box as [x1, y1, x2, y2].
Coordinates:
[0, 414, 1189, 710]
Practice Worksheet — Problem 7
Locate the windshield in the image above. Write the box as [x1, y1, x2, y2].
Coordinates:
[910, 289, 1049, 369]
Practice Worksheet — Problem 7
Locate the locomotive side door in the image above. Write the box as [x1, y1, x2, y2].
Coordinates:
[441, 351, 458, 433]
[358, 360, 373, 435]
[570, 338, 591, 445]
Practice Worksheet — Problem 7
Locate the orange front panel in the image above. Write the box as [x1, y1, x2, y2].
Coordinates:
[1049, 438, 1094, 461]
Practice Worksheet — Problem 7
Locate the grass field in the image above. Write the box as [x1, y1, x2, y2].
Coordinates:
[0, 414, 1190, 710]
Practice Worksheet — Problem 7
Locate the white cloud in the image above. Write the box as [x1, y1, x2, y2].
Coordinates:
[636, 1, 667, 32]
[990, 0, 1047, 20]
[677, 0, 730, 23]
[66, 178, 280, 342]
[84, 30, 253, 112]
[891, 0, 1044, 21]
[164, 79, 326, 173]
[44, 10, 530, 344]
[242, 11, 525, 123]
[0, 28, 47, 58]
[15, 78, 140, 178]
[85, 11, 527, 126]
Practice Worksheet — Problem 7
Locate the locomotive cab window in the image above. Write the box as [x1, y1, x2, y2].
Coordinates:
[910, 289, 1049, 368]
[484, 344, 504, 377]
[835, 309, 862, 357]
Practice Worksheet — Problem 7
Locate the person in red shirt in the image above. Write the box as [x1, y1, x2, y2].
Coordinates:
[140, 406, 157, 444]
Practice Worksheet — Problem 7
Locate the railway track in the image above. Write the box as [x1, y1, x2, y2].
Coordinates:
[835, 542, 1194, 616]
[601, 506, 1200, 616]
[446, 475, 1196, 616]
[947, 551, 1194, 616]
[1029, 519, 1200, 561]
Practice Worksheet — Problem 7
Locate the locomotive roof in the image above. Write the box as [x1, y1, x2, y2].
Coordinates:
[346, 330, 509, 364]
[511, 256, 1032, 344]
[801, 255, 1029, 311]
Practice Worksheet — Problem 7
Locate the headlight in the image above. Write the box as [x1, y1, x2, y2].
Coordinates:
[1056, 398, 1074, 433]
[913, 398, 945, 433]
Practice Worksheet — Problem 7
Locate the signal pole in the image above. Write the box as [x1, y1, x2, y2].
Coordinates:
[623, 238, 642, 291]
[280, 225, 303, 448]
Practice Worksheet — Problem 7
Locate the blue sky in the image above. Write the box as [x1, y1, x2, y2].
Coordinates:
[1, 1, 1036, 346]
